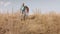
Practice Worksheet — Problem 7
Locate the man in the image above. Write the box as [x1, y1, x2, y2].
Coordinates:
[20, 3, 29, 20]
[20, 3, 25, 14]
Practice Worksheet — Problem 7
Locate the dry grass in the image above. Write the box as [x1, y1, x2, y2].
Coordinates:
[0, 12, 60, 34]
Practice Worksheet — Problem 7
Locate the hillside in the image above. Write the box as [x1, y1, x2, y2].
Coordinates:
[0, 13, 60, 34]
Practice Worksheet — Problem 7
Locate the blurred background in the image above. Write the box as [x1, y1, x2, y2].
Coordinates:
[0, 0, 60, 14]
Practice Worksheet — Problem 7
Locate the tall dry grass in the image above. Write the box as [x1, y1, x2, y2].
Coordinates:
[0, 11, 60, 34]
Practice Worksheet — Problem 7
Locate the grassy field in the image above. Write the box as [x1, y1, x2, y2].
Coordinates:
[0, 12, 60, 34]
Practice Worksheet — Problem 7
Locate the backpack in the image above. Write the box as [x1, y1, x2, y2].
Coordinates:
[24, 6, 29, 13]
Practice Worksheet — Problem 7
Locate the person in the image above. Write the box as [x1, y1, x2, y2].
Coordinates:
[20, 3, 29, 20]
[20, 3, 25, 14]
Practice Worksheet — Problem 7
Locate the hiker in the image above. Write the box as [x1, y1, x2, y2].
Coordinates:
[20, 3, 29, 20]
[20, 3, 25, 14]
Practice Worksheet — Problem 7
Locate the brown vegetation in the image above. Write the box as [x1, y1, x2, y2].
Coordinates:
[0, 12, 60, 34]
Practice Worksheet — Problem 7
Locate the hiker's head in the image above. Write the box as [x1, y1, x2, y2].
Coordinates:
[22, 3, 24, 6]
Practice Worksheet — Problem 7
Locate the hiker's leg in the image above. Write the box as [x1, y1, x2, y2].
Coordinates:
[21, 11, 24, 20]
[24, 12, 26, 20]
[22, 12, 23, 14]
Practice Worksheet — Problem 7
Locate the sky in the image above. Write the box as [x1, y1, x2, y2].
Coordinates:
[0, 0, 60, 14]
